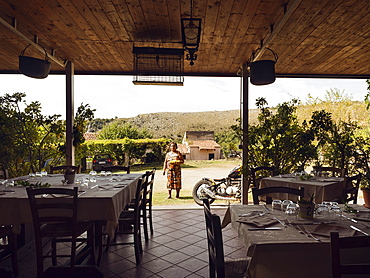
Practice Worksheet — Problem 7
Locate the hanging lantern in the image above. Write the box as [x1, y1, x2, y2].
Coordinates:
[19, 44, 51, 79]
[249, 47, 278, 85]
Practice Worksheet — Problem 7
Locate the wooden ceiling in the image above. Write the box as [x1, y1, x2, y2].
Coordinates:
[0, 0, 369, 77]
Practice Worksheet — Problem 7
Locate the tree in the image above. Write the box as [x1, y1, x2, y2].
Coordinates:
[98, 119, 152, 140]
[0, 93, 64, 176]
[232, 98, 317, 174]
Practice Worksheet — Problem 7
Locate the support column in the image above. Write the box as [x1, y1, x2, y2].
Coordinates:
[65, 61, 75, 165]
[241, 63, 249, 204]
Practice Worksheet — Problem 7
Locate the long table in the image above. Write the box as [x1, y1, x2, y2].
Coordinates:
[0, 173, 142, 237]
[260, 175, 344, 203]
[227, 204, 370, 278]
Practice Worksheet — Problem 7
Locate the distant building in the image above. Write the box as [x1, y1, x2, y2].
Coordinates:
[83, 132, 98, 140]
[179, 131, 221, 160]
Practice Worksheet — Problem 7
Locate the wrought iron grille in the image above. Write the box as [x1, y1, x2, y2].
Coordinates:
[133, 47, 184, 86]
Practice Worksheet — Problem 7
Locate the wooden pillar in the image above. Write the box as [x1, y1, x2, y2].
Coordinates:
[65, 61, 75, 165]
[241, 63, 249, 204]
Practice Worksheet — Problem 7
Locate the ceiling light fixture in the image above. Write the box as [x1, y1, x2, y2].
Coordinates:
[181, 0, 201, 66]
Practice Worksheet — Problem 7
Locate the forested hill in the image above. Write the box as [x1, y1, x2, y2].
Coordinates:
[125, 110, 243, 139]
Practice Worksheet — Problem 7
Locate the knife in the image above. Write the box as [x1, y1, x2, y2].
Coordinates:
[350, 225, 369, 236]
[248, 227, 282, 231]
[342, 214, 357, 223]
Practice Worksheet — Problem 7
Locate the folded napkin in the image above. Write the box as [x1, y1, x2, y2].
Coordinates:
[237, 212, 278, 228]
[354, 211, 370, 222]
[311, 223, 355, 237]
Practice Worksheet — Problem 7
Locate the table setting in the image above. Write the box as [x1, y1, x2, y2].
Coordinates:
[260, 172, 345, 203]
[227, 202, 370, 278]
[0, 172, 142, 237]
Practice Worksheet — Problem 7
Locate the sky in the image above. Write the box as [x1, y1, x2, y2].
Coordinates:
[0, 74, 368, 119]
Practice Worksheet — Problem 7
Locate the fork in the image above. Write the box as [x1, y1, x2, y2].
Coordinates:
[298, 225, 321, 241]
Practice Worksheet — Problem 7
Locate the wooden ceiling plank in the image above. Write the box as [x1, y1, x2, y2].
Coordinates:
[35, 0, 105, 70]
[275, 0, 348, 73]
[64, 0, 121, 72]
[166, 0, 182, 42]
[152, 0, 174, 43]
[0, 0, 96, 70]
[125, 0, 150, 41]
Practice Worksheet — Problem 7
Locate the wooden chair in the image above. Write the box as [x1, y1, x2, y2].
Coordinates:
[0, 165, 9, 179]
[141, 169, 156, 241]
[101, 165, 130, 174]
[98, 177, 144, 265]
[50, 165, 81, 174]
[26, 187, 96, 278]
[330, 231, 370, 278]
[250, 166, 275, 188]
[252, 186, 305, 205]
[0, 225, 18, 276]
[312, 166, 347, 177]
[342, 173, 362, 204]
[122, 169, 156, 241]
[203, 199, 248, 278]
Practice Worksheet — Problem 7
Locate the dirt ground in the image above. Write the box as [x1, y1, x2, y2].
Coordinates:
[154, 161, 240, 191]
[152, 160, 241, 206]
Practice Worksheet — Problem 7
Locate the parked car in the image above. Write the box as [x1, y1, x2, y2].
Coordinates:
[92, 154, 113, 171]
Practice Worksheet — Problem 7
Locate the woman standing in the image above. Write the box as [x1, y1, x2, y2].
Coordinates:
[163, 142, 184, 199]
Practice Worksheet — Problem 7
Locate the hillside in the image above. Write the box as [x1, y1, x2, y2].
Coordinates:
[125, 110, 245, 138]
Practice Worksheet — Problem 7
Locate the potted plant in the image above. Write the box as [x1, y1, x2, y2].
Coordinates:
[360, 173, 370, 208]
[298, 193, 315, 219]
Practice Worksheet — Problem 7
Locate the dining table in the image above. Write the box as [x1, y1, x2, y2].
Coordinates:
[260, 174, 344, 203]
[224, 204, 370, 278]
[0, 173, 143, 238]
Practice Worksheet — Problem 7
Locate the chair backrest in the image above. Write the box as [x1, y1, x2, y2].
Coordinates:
[252, 186, 305, 205]
[133, 177, 145, 225]
[0, 165, 9, 179]
[145, 169, 156, 204]
[203, 199, 226, 278]
[330, 231, 370, 278]
[26, 187, 80, 270]
[50, 165, 81, 174]
[250, 166, 275, 188]
[102, 165, 130, 174]
[343, 173, 362, 204]
[312, 166, 347, 177]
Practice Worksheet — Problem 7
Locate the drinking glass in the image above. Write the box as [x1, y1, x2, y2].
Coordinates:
[281, 200, 293, 211]
[5, 180, 14, 187]
[330, 205, 342, 221]
[315, 203, 330, 220]
[272, 199, 282, 211]
[285, 203, 299, 222]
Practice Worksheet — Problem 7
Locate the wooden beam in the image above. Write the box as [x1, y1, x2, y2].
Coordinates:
[253, 0, 304, 61]
[241, 63, 249, 205]
[0, 16, 66, 67]
[65, 61, 75, 165]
